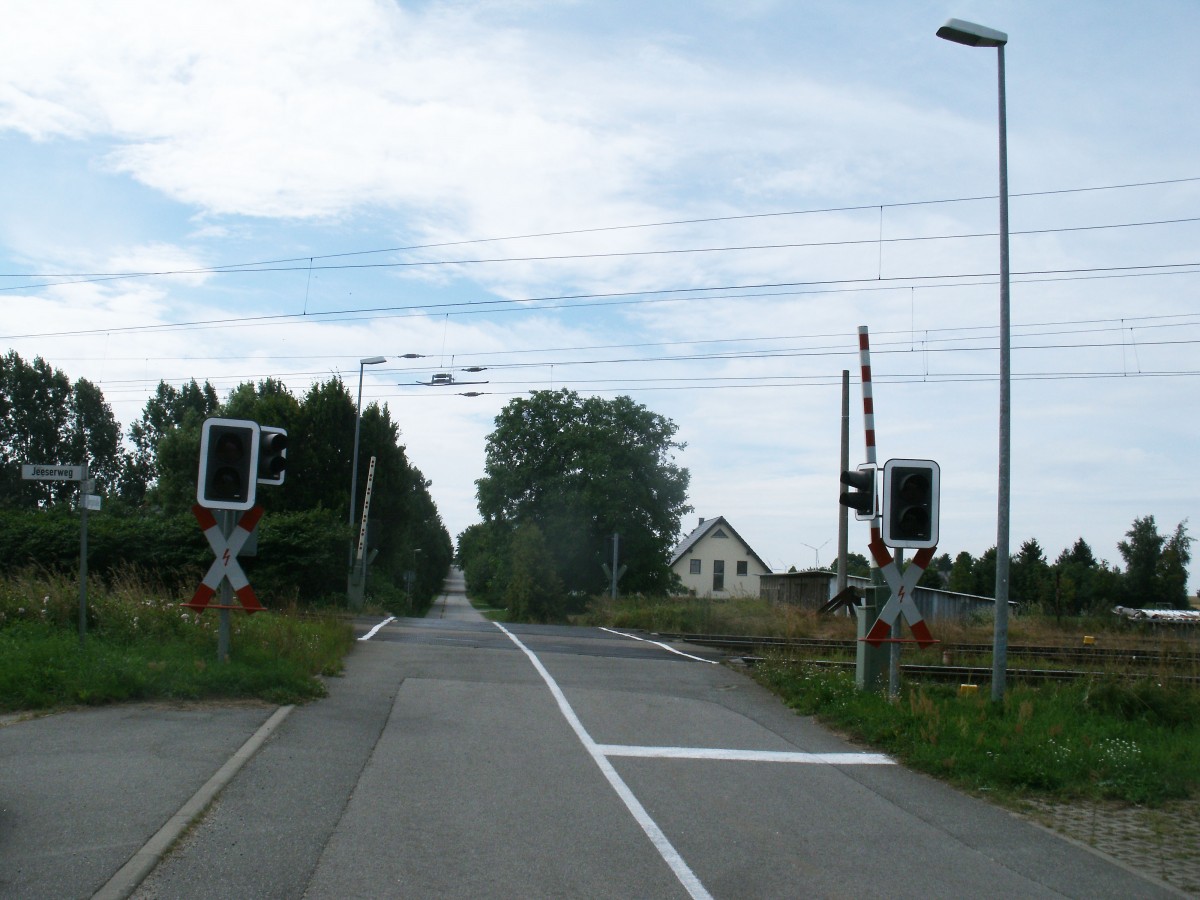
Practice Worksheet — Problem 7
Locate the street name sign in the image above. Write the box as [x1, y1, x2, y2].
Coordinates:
[22, 464, 84, 481]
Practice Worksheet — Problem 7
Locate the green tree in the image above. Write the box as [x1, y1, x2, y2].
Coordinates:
[917, 552, 952, 589]
[1118, 515, 1166, 607]
[505, 523, 566, 622]
[222, 378, 303, 512]
[287, 378, 356, 515]
[1053, 538, 1105, 615]
[0, 353, 125, 507]
[1158, 520, 1193, 610]
[457, 521, 510, 606]
[133, 373, 452, 608]
[474, 389, 690, 598]
[70, 377, 126, 499]
[946, 551, 977, 594]
[1110, 516, 1192, 609]
[0, 352, 74, 507]
[972, 547, 997, 598]
[122, 379, 220, 503]
[1010, 538, 1052, 610]
[838, 551, 871, 580]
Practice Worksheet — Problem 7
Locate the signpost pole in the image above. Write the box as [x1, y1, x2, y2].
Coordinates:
[889, 547, 904, 697]
[78, 461, 89, 646]
[611, 532, 620, 600]
[218, 510, 234, 663]
[21, 462, 90, 643]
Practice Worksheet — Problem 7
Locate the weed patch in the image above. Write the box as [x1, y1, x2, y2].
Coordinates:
[0, 570, 354, 711]
[751, 656, 1200, 806]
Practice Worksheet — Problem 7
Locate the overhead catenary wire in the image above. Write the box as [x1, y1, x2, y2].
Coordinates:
[80, 324, 1200, 400]
[4, 260, 1200, 342]
[3, 214, 1199, 291]
[4, 173, 1200, 405]
[4, 174, 1199, 288]
[31, 309, 1200, 365]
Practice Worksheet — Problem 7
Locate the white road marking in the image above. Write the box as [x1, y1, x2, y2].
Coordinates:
[599, 627, 719, 664]
[494, 621, 714, 900]
[357, 616, 396, 641]
[597, 745, 894, 765]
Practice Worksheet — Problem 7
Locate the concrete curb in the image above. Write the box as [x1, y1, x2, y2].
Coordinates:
[92, 704, 295, 900]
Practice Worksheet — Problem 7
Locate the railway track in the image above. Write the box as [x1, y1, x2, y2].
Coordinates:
[648, 632, 1200, 683]
[777, 658, 1099, 684]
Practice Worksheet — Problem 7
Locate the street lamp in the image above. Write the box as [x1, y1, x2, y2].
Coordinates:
[936, 17, 1011, 701]
[349, 356, 386, 588]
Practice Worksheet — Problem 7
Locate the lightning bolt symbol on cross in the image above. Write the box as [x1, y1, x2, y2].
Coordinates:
[223, 548, 231, 566]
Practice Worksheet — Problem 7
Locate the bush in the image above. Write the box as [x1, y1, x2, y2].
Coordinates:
[0, 506, 351, 606]
[1083, 678, 1200, 728]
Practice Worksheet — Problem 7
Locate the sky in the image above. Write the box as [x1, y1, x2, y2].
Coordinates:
[1, 0, 1197, 595]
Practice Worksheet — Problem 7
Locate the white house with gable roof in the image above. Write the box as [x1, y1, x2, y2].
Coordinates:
[669, 516, 772, 597]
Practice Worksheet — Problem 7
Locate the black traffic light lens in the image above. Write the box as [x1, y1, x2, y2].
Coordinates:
[199, 421, 257, 507]
[214, 433, 246, 464]
[257, 429, 288, 481]
[898, 473, 928, 504]
[839, 467, 876, 517]
[212, 465, 244, 500]
[896, 504, 929, 535]
[889, 469, 932, 541]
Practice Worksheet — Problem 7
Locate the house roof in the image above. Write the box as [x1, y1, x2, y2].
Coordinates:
[669, 516, 773, 573]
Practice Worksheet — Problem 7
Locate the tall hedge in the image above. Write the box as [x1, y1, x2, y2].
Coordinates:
[0, 506, 349, 606]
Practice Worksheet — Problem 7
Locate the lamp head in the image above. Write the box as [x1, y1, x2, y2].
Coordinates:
[937, 18, 1007, 48]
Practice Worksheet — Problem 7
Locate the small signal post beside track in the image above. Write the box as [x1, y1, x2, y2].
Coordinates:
[840, 326, 943, 690]
[188, 416, 288, 661]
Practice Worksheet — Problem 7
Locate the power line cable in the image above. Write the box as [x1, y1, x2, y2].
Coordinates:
[5, 260, 1199, 341]
[4, 213, 1199, 290]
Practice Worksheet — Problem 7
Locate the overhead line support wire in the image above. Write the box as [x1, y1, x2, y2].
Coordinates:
[5, 214, 1200, 289]
[4, 259, 1200, 342]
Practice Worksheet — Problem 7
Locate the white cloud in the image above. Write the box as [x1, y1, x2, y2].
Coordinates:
[1, 1, 1197, 593]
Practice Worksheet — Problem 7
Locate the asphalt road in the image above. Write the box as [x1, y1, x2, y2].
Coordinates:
[128, 575, 1176, 899]
[4, 571, 1177, 898]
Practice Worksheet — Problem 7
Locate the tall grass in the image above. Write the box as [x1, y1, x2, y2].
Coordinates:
[751, 658, 1200, 805]
[584, 594, 1200, 805]
[580, 594, 846, 638]
[0, 568, 354, 711]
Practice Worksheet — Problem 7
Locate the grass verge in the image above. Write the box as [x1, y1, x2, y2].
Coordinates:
[750, 656, 1200, 806]
[583, 594, 1200, 807]
[0, 569, 355, 711]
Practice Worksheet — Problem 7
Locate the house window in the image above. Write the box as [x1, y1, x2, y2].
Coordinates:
[736, 560, 748, 576]
[713, 528, 729, 539]
[689, 559, 701, 575]
[713, 560, 725, 592]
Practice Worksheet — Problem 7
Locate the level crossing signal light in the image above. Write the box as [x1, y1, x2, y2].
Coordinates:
[257, 426, 288, 486]
[839, 464, 877, 521]
[196, 418, 260, 511]
[882, 458, 940, 549]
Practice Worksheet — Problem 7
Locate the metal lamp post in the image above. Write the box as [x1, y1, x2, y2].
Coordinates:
[348, 356, 386, 596]
[936, 18, 1011, 701]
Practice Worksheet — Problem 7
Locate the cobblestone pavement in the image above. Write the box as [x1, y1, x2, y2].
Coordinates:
[1018, 798, 1200, 897]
